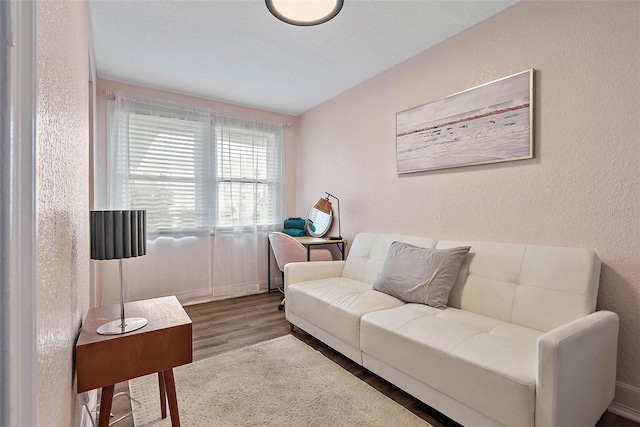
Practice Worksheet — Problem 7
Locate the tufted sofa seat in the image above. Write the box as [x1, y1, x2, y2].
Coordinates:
[285, 233, 619, 427]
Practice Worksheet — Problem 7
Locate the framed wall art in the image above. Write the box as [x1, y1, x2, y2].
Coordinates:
[396, 69, 534, 174]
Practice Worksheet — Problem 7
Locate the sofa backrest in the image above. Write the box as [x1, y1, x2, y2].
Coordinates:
[343, 233, 437, 285]
[343, 233, 601, 332]
[438, 240, 601, 332]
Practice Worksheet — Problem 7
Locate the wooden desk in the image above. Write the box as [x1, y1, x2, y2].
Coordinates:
[76, 296, 192, 427]
[267, 236, 346, 293]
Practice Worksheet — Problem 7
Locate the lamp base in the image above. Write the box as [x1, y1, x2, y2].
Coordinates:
[328, 236, 343, 240]
[96, 317, 148, 335]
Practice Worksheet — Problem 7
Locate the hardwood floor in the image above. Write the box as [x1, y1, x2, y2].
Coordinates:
[105, 292, 636, 427]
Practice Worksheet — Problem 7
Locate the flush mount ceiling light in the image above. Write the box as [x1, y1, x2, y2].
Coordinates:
[266, 0, 344, 26]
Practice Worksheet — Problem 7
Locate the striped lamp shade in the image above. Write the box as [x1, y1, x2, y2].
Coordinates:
[90, 210, 147, 260]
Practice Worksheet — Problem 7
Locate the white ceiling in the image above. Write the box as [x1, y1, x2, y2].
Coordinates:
[89, 0, 517, 116]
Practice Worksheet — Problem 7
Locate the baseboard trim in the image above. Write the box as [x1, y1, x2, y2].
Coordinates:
[609, 402, 640, 423]
[609, 382, 640, 422]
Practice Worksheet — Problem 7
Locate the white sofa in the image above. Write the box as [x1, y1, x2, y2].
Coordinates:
[285, 233, 619, 427]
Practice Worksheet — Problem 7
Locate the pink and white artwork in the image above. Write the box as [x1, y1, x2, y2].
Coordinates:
[396, 70, 533, 173]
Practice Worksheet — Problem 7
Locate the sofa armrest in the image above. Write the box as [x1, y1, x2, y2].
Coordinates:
[536, 310, 619, 427]
[284, 260, 346, 293]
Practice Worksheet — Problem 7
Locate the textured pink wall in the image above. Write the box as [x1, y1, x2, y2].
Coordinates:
[36, 0, 90, 424]
[297, 0, 640, 395]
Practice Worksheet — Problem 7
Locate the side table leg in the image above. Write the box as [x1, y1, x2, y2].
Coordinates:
[163, 368, 181, 427]
[158, 371, 167, 419]
[98, 384, 115, 427]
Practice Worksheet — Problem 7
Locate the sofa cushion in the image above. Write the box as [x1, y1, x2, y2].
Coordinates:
[373, 242, 470, 309]
[342, 233, 438, 285]
[361, 304, 543, 427]
[287, 277, 404, 349]
[439, 240, 601, 332]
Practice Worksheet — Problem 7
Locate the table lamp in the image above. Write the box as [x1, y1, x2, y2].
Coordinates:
[90, 210, 148, 335]
[313, 192, 342, 240]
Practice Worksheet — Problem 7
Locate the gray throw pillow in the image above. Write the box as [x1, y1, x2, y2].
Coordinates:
[373, 242, 471, 309]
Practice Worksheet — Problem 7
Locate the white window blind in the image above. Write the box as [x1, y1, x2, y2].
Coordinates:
[127, 113, 212, 230]
[108, 97, 285, 233]
[214, 113, 285, 229]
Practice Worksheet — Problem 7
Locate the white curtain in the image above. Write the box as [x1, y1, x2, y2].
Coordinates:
[211, 113, 286, 299]
[103, 97, 286, 304]
[105, 96, 214, 304]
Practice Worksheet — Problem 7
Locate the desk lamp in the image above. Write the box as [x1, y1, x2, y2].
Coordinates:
[90, 210, 148, 335]
[314, 192, 342, 240]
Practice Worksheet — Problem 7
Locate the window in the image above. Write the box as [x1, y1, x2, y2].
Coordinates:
[214, 114, 285, 228]
[108, 97, 285, 232]
[127, 113, 212, 230]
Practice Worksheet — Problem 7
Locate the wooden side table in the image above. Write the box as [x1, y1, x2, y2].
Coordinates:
[76, 296, 192, 427]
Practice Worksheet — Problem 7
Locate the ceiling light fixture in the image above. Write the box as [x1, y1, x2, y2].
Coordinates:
[266, 0, 344, 26]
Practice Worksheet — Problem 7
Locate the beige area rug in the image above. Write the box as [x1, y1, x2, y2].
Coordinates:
[129, 335, 431, 427]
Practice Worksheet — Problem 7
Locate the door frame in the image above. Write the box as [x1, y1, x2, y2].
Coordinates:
[0, 1, 37, 425]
